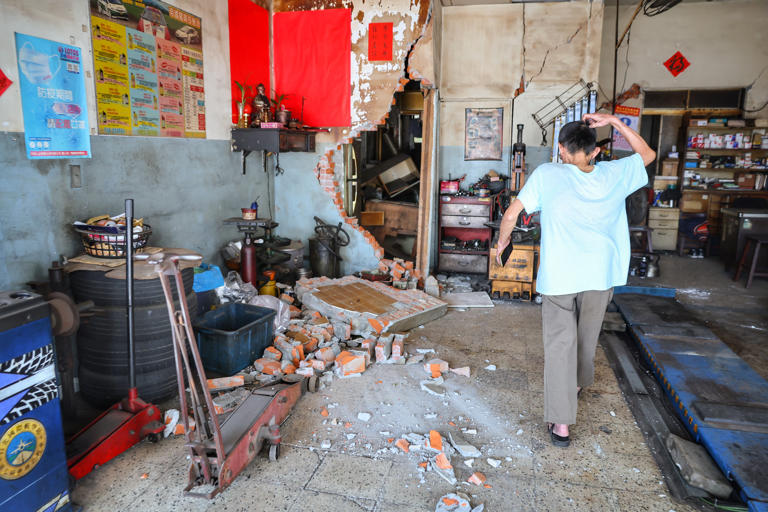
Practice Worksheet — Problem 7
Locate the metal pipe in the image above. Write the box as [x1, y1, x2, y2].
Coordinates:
[125, 198, 135, 390]
[617, 0, 643, 49]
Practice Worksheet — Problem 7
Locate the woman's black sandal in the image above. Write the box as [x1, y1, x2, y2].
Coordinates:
[547, 423, 570, 447]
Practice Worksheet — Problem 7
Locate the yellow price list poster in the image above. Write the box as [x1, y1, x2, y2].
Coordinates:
[92, 16, 131, 135]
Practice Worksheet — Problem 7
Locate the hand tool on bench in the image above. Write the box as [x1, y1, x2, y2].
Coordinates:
[138, 251, 313, 499]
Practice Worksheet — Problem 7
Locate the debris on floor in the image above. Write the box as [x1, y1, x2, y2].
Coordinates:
[163, 409, 179, 438]
[163, 275, 450, 430]
[467, 471, 486, 486]
[435, 492, 484, 512]
[241, 276, 447, 386]
[437, 274, 473, 294]
[366, 257, 422, 289]
[448, 432, 481, 458]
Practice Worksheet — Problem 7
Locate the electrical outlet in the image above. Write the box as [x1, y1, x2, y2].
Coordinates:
[70, 164, 82, 188]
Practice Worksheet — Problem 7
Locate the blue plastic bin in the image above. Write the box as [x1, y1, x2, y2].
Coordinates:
[194, 303, 276, 375]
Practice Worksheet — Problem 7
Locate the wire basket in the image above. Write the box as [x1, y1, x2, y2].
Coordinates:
[75, 224, 152, 259]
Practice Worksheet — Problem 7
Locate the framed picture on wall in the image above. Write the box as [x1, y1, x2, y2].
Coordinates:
[465, 108, 503, 161]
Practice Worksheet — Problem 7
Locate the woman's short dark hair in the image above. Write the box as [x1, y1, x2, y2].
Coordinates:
[558, 121, 597, 155]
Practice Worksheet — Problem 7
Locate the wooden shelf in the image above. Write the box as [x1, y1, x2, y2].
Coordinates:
[688, 147, 768, 153]
[688, 167, 768, 173]
[682, 188, 768, 193]
[687, 125, 760, 132]
[231, 128, 317, 154]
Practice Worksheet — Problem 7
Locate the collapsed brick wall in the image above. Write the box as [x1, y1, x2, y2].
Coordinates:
[273, 0, 433, 265]
[313, 147, 385, 259]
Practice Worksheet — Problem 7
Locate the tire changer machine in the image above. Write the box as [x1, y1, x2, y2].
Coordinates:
[0, 291, 73, 511]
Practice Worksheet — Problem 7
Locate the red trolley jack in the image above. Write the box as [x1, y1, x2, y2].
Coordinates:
[141, 251, 314, 499]
[67, 199, 164, 480]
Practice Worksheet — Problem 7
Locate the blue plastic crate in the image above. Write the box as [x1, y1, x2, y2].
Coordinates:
[194, 303, 276, 375]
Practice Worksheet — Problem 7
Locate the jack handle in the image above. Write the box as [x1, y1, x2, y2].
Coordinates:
[135, 252, 202, 274]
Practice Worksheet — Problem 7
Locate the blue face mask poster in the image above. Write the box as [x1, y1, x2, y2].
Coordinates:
[15, 33, 91, 159]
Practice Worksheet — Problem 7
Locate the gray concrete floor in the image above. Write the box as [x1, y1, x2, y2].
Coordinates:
[630, 253, 768, 380]
[70, 253, 767, 511]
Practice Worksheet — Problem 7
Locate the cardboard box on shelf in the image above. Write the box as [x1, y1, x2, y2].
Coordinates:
[653, 176, 678, 191]
[660, 160, 679, 176]
[736, 173, 757, 189]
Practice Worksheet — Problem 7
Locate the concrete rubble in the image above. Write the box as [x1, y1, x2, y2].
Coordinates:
[175, 275, 498, 508]
[232, 276, 449, 390]
[448, 432, 482, 458]
[666, 433, 733, 498]
[435, 492, 485, 512]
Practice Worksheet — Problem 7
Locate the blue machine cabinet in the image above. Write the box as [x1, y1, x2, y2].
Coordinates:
[0, 291, 71, 511]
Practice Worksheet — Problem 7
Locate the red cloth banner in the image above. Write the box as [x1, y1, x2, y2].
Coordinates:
[228, 0, 270, 119]
[368, 22, 393, 62]
[274, 9, 351, 127]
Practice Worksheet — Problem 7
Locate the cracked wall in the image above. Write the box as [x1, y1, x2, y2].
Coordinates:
[438, 1, 604, 187]
[273, 0, 430, 135]
[273, 0, 432, 274]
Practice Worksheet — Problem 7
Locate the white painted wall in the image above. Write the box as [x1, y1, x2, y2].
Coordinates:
[0, 0, 233, 139]
[599, 0, 768, 116]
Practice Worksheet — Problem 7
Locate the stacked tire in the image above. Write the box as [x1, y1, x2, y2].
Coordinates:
[70, 269, 197, 408]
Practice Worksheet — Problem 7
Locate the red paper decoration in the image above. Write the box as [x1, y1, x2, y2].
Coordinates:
[368, 22, 393, 62]
[663, 51, 690, 78]
[0, 68, 12, 98]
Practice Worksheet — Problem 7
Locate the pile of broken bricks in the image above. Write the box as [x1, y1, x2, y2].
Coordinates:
[375, 257, 422, 290]
[249, 275, 447, 384]
[160, 276, 449, 433]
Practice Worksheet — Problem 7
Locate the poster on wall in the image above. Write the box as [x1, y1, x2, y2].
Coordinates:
[14, 33, 91, 159]
[465, 108, 503, 161]
[612, 105, 641, 152]
[89, 0, 205, 138]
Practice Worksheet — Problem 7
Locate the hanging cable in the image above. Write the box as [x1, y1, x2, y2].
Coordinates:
[643, 0, 681, 17]
[743, 99, 768, 113]
[619, 28, 632, 94]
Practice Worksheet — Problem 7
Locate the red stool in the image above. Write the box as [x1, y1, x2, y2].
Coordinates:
[733, 236, 768, 288]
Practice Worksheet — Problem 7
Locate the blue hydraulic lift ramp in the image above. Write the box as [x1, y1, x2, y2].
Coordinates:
[614, 293, 768, 511]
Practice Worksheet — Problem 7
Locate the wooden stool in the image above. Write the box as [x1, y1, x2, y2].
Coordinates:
[733, 236, 768, 288]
